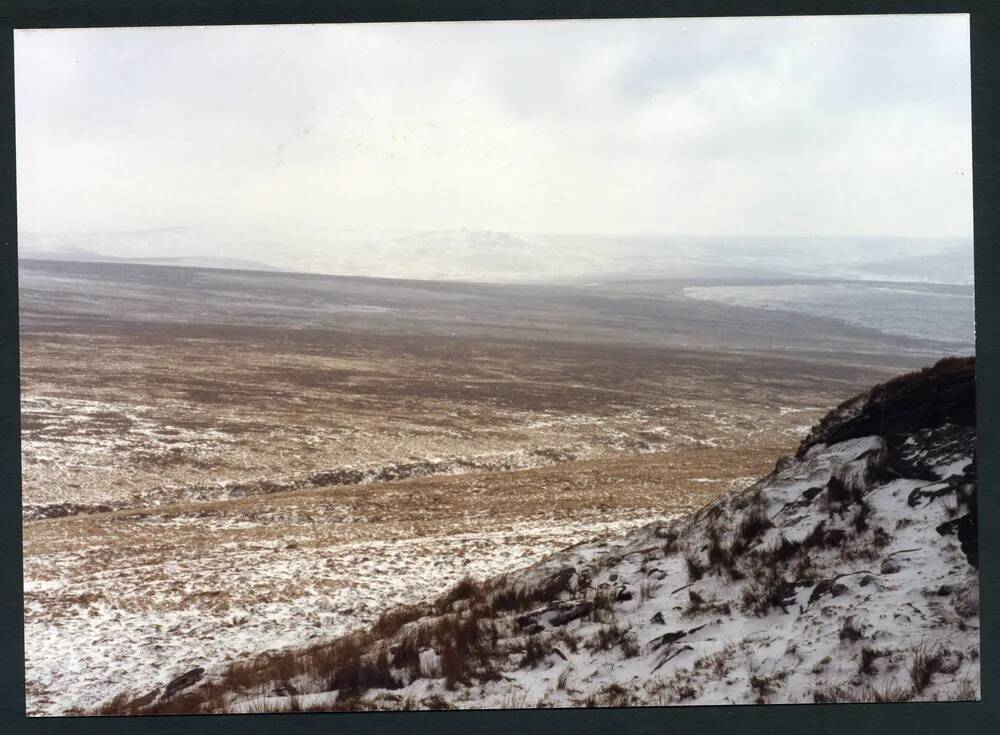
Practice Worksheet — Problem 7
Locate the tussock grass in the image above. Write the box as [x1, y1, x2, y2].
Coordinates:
[740, 568, 794, 617]
[762, 535, 801, 565]
[838, 616, 864, 643]
[684, 548, 706, 582]
[683, 588, 731, 618]
[859, 646, 891, 676]
[952, 678, 978, 701]
[748, 669, 787, 703]
[521, 635, 548, 669]
[731, 508, 773, 555]
[813, 683, 915, 704]
[587, 620, 626, 653]
[909, 644, 949, 694]
[582, 682, 633, 708]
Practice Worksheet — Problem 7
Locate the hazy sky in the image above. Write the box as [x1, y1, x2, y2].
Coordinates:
[15, 14, 972, 239]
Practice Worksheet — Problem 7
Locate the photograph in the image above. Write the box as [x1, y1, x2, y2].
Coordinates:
[14, 13, 978, 716]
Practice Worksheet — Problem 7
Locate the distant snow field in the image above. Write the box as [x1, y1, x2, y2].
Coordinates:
[683, 281, 975, 348]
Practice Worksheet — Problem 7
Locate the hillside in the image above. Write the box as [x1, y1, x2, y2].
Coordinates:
[100, 357, 978, 713]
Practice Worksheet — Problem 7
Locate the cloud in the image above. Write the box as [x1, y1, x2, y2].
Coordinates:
[14, 14, 972, 241]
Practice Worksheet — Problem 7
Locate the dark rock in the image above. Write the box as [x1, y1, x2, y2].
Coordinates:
[937, 585, 954, 596]
[808, 579, 849, 605]
[957, 512, 979, 570]
[908, 473, 967, 508]
[823, 529, 848, 547]
[881, 558, 903, 575]
[161, 667, 205, 700]
[803, 486, 824, 502]
[938, 650, 964, 674]
[797, 357, 975, 458]
[549, 566, 578, 593]
[778, 485, 827, 516]
[872, 451, 939, 484]
[937, 510, 979, 569]
[132, 687, 160, 709]
[649, 623, 707, 652]
[651, 611, 665, 625]
[772, 581, 803, 613]
[548, 602, 593, 627]
[651, 644, 695, 674]
[825, 475, 853, 509]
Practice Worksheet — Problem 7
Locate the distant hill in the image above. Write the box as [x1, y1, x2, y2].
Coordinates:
[18, 229, 973, 285]
[18, 243, 282, 274]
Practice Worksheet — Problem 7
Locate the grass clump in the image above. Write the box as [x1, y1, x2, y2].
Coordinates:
[732, 508, 773, 555]
[740, 568, 795, 616]
[838, 616, 864, 643]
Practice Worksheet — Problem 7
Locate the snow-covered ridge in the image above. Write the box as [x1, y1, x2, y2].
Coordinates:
[100, 357, 978, 713]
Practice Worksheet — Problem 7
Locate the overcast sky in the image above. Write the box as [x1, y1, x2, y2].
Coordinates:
[14, 14, 972, 240]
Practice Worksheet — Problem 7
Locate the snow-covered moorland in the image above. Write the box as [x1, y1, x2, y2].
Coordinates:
[99, 357, 978, 713]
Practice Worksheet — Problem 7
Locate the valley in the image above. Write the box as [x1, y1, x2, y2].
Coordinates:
[19, 260, 954, 714]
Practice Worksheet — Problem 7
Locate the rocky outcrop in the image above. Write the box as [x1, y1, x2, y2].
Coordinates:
[799, 355, 978, 571]
[797, 356, 975, 457]
[161, 667, 204, 700]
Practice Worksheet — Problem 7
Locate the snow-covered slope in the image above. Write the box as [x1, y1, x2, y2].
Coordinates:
[101, 357, 978, 713]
